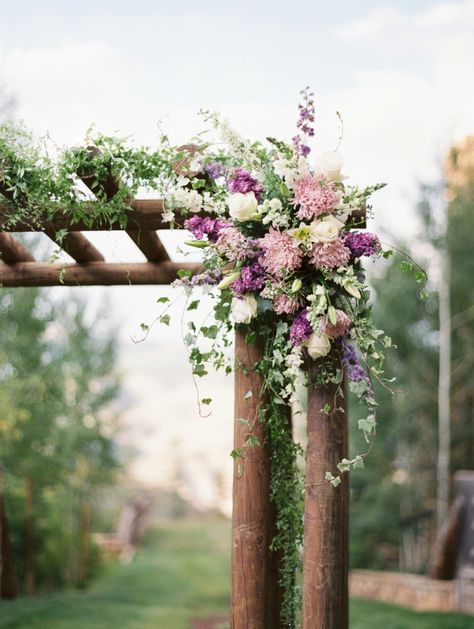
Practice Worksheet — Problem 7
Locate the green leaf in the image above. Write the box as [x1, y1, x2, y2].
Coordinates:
[177, 269, 193, 279]
[328, 305, 337, 325]
[156, 296, 169, 304]
[159, 314, 170, 326]
[201, 325, 218, 339]
[140, 323, 149, 332]
[246, 435, 260, 448]
[187, 300, 199, 311]
[193, 364, 208, 377]
[230, 448, 242, 461]
[243, 390, 253, 400]
[201, 398, 212, 405]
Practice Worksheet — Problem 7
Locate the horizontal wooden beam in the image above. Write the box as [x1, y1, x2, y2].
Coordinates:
[44, 230, 105, 263]
[0, 261, 200, 287]
[0, 202, 366, 232]
[0, 233, 35, 263]
[0, 200, 177, 232]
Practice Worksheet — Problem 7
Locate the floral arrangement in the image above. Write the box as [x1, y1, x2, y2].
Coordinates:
[156, 88, 395, 625]
[165, 88, 389, 438]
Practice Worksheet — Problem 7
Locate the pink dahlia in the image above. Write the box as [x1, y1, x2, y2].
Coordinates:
[321, 309, 351, 338]
[273, 294, 300, 315]
[216, 226, 254, 261]
[309, 239, 350, 269]
[293, 174, 338, 220]
[259, 229, 303, 277]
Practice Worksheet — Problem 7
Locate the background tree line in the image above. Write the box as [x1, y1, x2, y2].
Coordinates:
[350, 137, 474, 573]
[0, 286, 122, 596]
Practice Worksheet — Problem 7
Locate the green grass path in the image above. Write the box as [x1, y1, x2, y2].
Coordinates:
[0, 517, 472, 628]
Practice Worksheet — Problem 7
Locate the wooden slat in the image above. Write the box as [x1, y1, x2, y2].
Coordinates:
[0, 233, 35, 263]
[43, 229, 104, 263]
[0, 261, 200, 287]
[126, 229, 169, 262]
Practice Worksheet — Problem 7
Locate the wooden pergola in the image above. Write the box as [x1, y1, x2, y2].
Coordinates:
[0, 161, 350, 628]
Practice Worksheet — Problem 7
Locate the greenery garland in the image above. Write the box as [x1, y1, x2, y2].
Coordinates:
[0, 88, 428, 627]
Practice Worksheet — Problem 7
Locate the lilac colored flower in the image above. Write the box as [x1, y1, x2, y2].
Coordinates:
[290, 310, 313, 346]
[173, 269, 222, 288]
[184, 216, 229, 243]
[231, 262, 265, 295]
[227, 168, 263, 199]
[216, 226, 257, 261]
[320, 309, 351, 339]
[344, 232, 381, 258]
[293, 87, 316, 156]
[204, 161, 224, 179]
[342, 341, 368, 383]
[273, 294, 300, 315]
[259, 229, 303, 277]
[293, 174, 338, 220]
[309, 239, 351, 269]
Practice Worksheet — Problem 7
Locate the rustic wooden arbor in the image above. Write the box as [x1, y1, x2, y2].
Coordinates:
[0, 168, 350, 627]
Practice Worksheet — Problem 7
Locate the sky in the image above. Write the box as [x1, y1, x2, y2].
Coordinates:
[1, 0, 474, 512]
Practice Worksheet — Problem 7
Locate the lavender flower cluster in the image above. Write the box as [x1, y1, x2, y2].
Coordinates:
[290, 310, 313, 345]
[231, 261, 265, 296]
[342, 341, 367, 382]
[344, 232, 381, 259]
[184, 216, 228, 243]
[227, 168, 263, 199]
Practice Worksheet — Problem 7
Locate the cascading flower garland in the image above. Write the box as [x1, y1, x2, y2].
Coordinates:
[159, 88, 395, 625]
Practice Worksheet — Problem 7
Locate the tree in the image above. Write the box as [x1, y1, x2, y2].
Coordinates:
[0, 288, 122, 592]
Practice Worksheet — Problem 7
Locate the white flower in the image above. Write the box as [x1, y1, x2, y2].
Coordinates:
[315, 151, 346, 182]
[230, 295, 258, 324]
[304, 330, 331, 359]
[228, 192, 258, 220]
[273, 155, 310, 189]
[172, 188, 203, 213]
[310, 215, 345, 243]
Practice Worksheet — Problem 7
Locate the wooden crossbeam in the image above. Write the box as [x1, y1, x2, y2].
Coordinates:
[0, 233, 35, 263]
[0, 261, 200, 287]
[43, 229, 105, 263]
[125, 229, 169, 262]
[0, 201, 366, 233]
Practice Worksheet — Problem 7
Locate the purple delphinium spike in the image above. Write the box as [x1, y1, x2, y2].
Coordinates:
[293, 87, 316, 156]
[205, 161, 224, 179]
[342, 341, 370, 383]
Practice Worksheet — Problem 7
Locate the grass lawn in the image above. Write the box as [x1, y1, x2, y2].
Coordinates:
[0, 517, 472, 629]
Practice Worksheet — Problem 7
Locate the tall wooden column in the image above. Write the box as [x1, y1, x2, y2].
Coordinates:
[303, 358, 348, 629]
[231, 330, 283, 629]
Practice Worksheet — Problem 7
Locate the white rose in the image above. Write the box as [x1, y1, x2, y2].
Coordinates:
[231, 295, 258, 324]
[310, 215, 345, 243]
[315, 151, 346, 182]
[304, 331, 331, 359]
[228, 192, 258, 220]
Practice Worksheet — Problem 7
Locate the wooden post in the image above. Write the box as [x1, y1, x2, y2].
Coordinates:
[231, 330, 283, 629]
[303, 358, 348, 629]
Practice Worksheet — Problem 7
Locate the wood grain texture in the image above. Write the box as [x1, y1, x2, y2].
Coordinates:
[302, 357, 348, 629]
[231, 330, 284, 629]
[0, 261, 200, 286]
[0, 233, 35, 263]
[44, 229, 105, 263]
